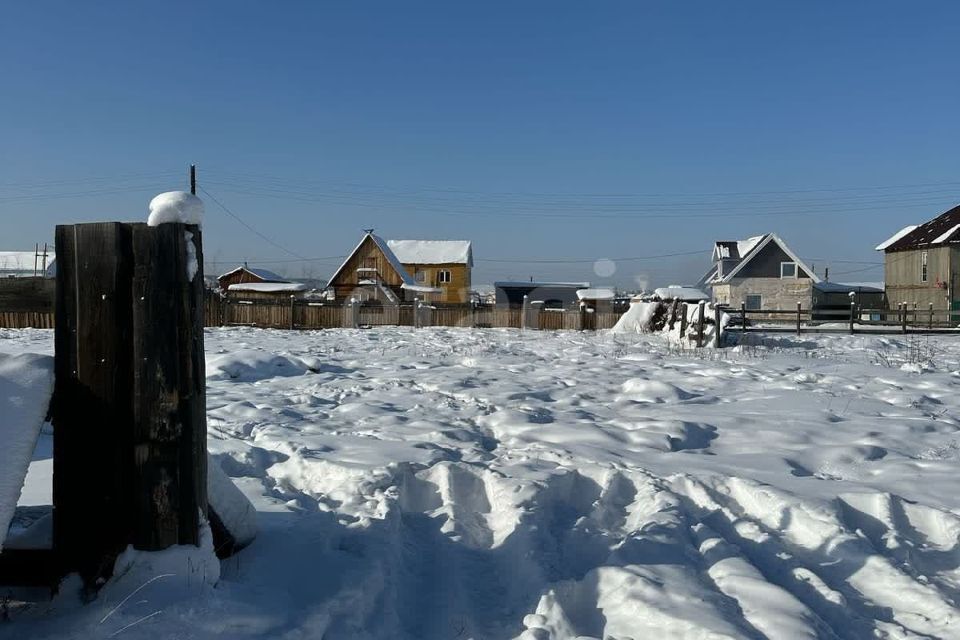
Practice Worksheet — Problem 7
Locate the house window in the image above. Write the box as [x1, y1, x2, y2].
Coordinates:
[438, 270, 451, 284]
[780, 261, 797, 278]
[745, 294, 762, 310]
[921, 251, 928, 283]
[415, 270, 426, 283]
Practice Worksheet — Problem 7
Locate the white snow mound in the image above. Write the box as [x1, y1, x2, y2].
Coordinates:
[0, 352, 54, 550]
[147, 191, 204, 226]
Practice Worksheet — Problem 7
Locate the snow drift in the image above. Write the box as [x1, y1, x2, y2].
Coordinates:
[0, 352, 53, 550]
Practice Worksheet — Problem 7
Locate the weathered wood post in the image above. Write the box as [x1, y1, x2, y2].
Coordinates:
[929, 302, 934, 330]
[679, 303, 687, 338]
[696, 301, 705, 348]
[521, 295, 529, 331]
[796, 302, 802, 336]
[714, 304, 722, 348]
[902, 302, 908, 334]
[740, 302, 747, 334]
[414, 298, 421, 329]
[849, 301, 855, 335]
[579, 303, 587, 332]
[53, 221, 208, 587]
[289, 295, 296, 330]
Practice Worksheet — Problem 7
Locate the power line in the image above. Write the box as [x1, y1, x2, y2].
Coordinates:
[203, 168, 960, 199]
[199, 186, 308, 261]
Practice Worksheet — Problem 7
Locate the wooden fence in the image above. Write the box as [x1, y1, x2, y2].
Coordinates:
[203, 296, 625, 331]
[726, 302, 960, 335]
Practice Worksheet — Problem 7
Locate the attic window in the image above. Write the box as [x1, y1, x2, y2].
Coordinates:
[780, 262, 797, 278]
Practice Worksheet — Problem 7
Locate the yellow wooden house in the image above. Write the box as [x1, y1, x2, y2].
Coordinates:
[327, 232, 473, 304]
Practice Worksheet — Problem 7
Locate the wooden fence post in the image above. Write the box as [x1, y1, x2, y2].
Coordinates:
[696, 301, 705, 347]
[902, 302, 907, 334]
[679, 303, 687, 338]
[53, 222, 208, 588]
[129, 223, 207, 551]
[849, 301, 855, 335]
[289, 295, 296, 330]
[929, 302, 934, 330]
[522, 295, 529, 331]
[714, 304, 722, 347]
[740, 302, 747, 334]
[796, 302, 802, 336]
[53, 222, 134, 586]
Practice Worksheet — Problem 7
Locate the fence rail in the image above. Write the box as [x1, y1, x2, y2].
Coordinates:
[727, 302, 960, 335]
[6, 297, 960, 337]
[205, 296, 624, 331]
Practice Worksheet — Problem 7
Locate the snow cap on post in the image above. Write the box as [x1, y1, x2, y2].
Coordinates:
[147, 191, 204, 227]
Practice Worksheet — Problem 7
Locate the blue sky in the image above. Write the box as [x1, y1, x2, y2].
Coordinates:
[1, 1, 958, 288]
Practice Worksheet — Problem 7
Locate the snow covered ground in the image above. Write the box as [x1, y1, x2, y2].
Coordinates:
[3, 326, 960, 639]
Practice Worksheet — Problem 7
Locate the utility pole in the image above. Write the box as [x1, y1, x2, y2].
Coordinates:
[190, 164, 197, 195]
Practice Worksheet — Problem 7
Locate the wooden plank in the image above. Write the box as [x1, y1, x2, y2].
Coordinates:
[53, 222, 135, 587]
[130, 223, 207, 550]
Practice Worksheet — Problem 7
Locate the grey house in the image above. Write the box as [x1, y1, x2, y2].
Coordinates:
[699, 233, 820, 310]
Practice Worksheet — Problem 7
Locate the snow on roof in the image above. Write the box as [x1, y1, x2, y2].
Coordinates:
[495, 281, 590, 288]
[813, 281, 884, 293]
[875, 225, 918, 251]
[386, 240, 473, 266]
[370, 235, 416, 286]
[147, 191, 204, 226]
[714, 236, 765, 261]
[653, 286, 709, 301]
[932, 224, 960, 244]
[227, 282, 308, 293]
[719, 234, 821, 284]
[0, 251, 56, 277]
[401, 283, 443, 294]
[218, 266, 289, 282]
[576, 288, 616, 300]
[879, 205, 960, 251]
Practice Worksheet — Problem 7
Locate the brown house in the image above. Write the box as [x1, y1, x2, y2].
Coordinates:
[327, 232, 442, 303]
[217, 265, 290, 293]
[876, 204, 960, 313]
[386, 240, 473, 304]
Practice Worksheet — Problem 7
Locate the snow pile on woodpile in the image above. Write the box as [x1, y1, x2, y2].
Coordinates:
[612, 300, 729, 346]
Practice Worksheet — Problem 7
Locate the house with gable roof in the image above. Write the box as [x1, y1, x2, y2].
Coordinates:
[327, 231, 449, 303]
[876, 203, 960, 313]
[699, 233, 820, 310]
[217, 264, 291, 293]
